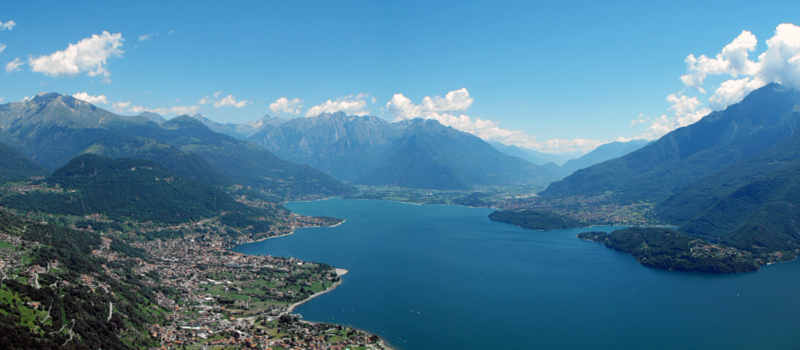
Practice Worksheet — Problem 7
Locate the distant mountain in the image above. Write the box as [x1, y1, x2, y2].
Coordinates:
[559, 139, 649, 175]
[247, 113, 402, 181]
[0, 142, 48, 183]
[113, 115, 356, 198]
[540, 83, 800, 203]
[538, 83, 800, 263]
[189, 113, 266, 139]
[0, 93, 228, 187]
[245, 113, 562, 190]
[356, 119, 557, 190]
[138, 111, 167, 124]
[0, 93, 354, 199]
[489, 141, 580, 166]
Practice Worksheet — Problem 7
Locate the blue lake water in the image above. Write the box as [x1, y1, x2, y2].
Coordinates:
[233, 198, 800, 350]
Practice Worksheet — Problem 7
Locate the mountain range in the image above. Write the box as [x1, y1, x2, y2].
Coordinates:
[0, 93, 354, 200]
[541, 83, 800, 259]
[192, 112, 564, 190]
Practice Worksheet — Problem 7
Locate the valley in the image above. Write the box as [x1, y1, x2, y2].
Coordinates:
[2, 83, 800, 348]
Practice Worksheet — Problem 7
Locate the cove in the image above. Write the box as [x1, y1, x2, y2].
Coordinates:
[233, 198, 800, 350]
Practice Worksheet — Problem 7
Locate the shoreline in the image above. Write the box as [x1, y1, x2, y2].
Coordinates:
[281, 268, 348, 316]
[236, 219, 346, 246]
[280, 267, 397, 350]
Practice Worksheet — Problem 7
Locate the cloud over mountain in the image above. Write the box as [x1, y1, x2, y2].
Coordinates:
[638, 23, 800, 140]
[269, 97, 303, 115]
[306, 94, 372, 117]
[28, 31, 123, 83]
[72, 92, 109, 104]
[387, 88, 603, 154]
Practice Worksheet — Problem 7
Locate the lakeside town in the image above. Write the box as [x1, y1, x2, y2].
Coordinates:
[0, 205, 392, 350]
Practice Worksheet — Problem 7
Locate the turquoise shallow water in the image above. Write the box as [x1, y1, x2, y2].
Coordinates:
[233, 198, 800, 350]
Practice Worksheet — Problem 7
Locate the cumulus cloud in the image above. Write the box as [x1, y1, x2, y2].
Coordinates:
[630, 114, 649, 126]
[637, 23, 800, 140]
[388, 88, 601, 153]
[269, 97, 303, 115]
[72, 92, 109, 105]
[680, 30, 758, 92]
[28, 31, 124, 82]
[708, 77, 766, 110]
[0, 21, 15, 30]
[638, 94, 712, 140]
[685, 23, 800, 105]
[306, 94, 372, 117]
[0, 43, 5, 54]
[112, 101, 131, 113]
[5, 57, 23, 73]
[213, 94, 249, 108]
[114, 101, 199, 115]
[198, 92, 250, 108]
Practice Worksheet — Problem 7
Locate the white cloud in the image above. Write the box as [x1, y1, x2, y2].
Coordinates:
[112, 101, 131, 113]
[638, 94, 712, 140]
[708, 77, 766, 110]
[388, 88, 601, 153]
[198, 92, 250, 108]
[139, 32, 157, 42]
[115, 101, 198, 115]
[28, 31, 124, 82]
[213, 94, 249, 108]
[306, 94, 371, 117]
[269, 97, 303, 115]
[680, 30, 758, 93]
[5, 57, 23, 73]
[386, 88, 473, 119]
[0, 43, 5, 54]
[0, 21, 15, 30]
[72, 92, 109, 105]
[630, 114, 649, 126]
[756, 23, 800, 89]
[153, 105, 200, 115]
[637, 23, 800, 140]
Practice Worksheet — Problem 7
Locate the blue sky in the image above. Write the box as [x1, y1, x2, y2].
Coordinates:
[2, 1, 800, 153]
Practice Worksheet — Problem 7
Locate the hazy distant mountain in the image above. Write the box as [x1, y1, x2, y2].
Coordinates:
[115, 115, 356, 198]
[246, 113, 562, 190]
[489, 141, 580, 166]
[247, 113, 401, 181]
[541, 83, 800, 203]
[559, 139, 649, 175]
[0, 93, 354, 199]
[189, 113, 267, 139]
[356, 119, 558, 190]
[138, 111, 167, 124]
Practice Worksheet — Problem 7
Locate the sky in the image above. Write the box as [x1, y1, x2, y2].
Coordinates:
[2, 1, 800, 154]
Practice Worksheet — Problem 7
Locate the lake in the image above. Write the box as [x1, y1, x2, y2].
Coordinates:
[233, 198, 800, 350]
